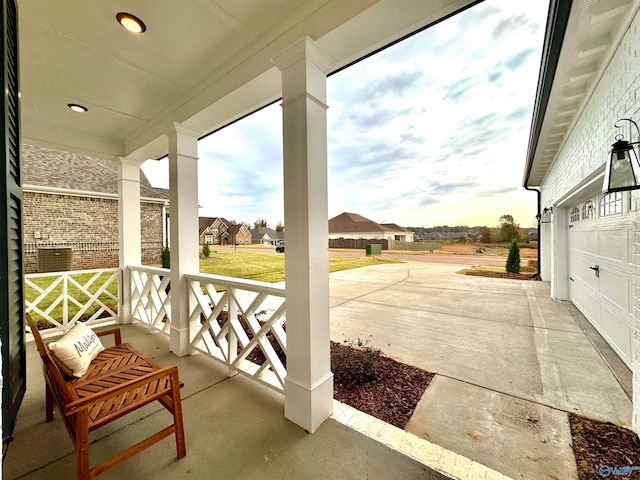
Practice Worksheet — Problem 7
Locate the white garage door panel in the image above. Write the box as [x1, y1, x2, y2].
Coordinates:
[581, 287, 602, 328]
[599, 304, 632, 362]
[581, 230, 598, 254]
[599, 270, 630, 312]
[567, 204, 633, 369]
[597, 229, 630, 263]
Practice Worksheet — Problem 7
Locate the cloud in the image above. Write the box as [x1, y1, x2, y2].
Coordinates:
[143, 0, 549, 228]
[501, 48, 536, 70]
[493, 14, 533, 40]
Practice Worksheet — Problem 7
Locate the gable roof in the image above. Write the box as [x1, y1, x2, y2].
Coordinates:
[199, 217, 217, 235]
[22, 144, 168, 200]
[250, 227, 282, 240]
[227, 224, 249, 235]
[379, 223, 413, 234]
[329, 212, 386, 234]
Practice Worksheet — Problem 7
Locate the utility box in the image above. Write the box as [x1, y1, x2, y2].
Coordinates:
[37, 246, 73, 273]
[365, 244, 382, 256]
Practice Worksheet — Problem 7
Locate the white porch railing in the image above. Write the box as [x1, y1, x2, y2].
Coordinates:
[129, 266, 171, 332]
[186, 273, 287, 393]
[25, 268, 120, 334]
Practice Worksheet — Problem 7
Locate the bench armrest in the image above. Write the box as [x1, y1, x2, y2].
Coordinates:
[97, 328, 122, 345]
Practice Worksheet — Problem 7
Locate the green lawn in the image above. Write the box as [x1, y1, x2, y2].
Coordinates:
[26, 252, 400, 324]
[25, 270, 119, 325]
[199, 251, 401, 283]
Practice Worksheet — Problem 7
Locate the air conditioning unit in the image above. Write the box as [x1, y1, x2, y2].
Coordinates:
[37, 247, 73, 273]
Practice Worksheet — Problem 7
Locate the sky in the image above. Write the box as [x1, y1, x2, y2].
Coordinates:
[141, 0, 550, 229]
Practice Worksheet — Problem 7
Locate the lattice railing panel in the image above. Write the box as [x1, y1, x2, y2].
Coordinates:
[25, 268, 120, 333]
[187, 273, 286, 392]
[129, 266, 171, 333]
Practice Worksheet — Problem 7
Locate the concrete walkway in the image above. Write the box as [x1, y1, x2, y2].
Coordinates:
[329, 262, 633, 480]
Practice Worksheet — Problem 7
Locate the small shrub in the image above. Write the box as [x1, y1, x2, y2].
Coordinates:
[202, 243, 211, 258]
[332, 337, 383, 388]
[161, 245, 170, 269]
[506, 239, 521, 273]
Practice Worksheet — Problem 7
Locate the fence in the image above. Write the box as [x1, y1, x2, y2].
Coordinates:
[328, 238, 441, 251]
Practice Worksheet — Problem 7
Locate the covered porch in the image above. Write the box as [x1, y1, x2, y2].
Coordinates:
[12, 0, 480, 436]
[5, 321, 456, 480]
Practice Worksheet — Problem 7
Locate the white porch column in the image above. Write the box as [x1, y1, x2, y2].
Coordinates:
[118, 157, 145, 324]
[166, 122, 200, 356]
[273, 37, 335, 433]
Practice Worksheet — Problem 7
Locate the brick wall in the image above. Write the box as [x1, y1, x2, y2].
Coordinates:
[23, 191, 164, 273]
[539, 12, 640, 434]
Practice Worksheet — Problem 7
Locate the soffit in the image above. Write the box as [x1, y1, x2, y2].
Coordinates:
[526, 0, 640, 187]
[18, 0, 477, 161]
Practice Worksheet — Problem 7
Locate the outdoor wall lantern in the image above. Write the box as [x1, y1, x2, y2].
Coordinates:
[540, 207, 553, 224]
[603, 118, 640, 194]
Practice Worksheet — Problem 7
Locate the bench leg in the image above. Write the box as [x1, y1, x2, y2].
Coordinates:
[170, 373, 186, 458]
[45, 383, 54, 422]
[75, 413, 90, 480]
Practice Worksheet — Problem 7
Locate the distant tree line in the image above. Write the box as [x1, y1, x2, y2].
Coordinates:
[409, 214, 532, 244]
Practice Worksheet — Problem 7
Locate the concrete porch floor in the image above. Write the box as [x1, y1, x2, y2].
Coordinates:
[5, 322, 486, 480]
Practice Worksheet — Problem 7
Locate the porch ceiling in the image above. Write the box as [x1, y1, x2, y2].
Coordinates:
[18, 0, 477, 162]
[524, 0, 640, 188]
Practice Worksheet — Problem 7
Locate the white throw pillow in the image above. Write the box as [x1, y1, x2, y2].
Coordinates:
[48, 322, 105, 378]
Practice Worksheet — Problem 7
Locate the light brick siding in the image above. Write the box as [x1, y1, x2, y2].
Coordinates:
[23, 192, 164, 273]
[539, 13, 640, 434]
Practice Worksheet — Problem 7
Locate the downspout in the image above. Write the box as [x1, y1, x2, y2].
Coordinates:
[524, 185, 541, 278]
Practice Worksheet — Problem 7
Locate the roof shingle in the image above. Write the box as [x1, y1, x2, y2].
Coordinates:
[22, 144, 168, 200]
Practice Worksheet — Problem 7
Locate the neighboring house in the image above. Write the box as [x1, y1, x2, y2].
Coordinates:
[524, 1, 639, 434]
[22, 144, 169, 273]
[228, 224, 253, 245]
[199, 217, 217, 245]
[199, 217, 252, 245]
[328, 212, 415, 242]
[250, 227, 283, 245]
[379, 223, 415, 242]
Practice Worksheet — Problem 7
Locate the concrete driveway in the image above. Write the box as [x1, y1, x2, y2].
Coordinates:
[329, 261, 632, 480]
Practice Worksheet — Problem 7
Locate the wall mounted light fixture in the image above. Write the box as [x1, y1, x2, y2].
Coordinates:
[603, 118, 640, 194]
[540, 207, 553, 224]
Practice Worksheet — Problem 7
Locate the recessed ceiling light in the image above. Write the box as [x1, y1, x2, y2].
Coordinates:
[68, 103, 88, 113]
[116, 12, 146, 33]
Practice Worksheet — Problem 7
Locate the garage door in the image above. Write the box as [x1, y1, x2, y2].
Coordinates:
[568, 191, 634, 368]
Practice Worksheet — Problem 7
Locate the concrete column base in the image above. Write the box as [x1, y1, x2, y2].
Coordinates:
[284, 372, 334, 433]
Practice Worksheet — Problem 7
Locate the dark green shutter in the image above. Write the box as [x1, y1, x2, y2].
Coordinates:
[1, 0, 25, 447]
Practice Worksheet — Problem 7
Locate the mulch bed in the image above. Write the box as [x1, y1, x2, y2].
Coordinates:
[331, 341, 433, 429]
[570, 415, 640, 479]
[466, 271, 541, 281]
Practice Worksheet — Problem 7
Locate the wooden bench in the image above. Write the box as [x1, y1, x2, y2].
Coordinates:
[26, 314, 186, 480]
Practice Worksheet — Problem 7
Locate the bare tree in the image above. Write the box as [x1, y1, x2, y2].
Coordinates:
[253, 217, 268, 228]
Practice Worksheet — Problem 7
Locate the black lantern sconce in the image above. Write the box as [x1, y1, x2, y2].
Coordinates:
[603, 118, 640, 194]
[540, 207, 553, 224]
